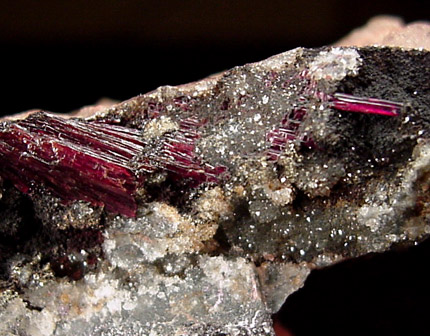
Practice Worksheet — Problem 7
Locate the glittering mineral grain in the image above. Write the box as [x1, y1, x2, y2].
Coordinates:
[0, 46, 429, 335]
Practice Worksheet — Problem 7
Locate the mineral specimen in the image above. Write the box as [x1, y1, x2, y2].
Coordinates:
[0, 46, 429, 335]
[0, 112, 226, 217]
[0, 91, 399, 217]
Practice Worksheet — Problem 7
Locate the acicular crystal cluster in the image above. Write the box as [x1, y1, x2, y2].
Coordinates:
[0, 86, 400, 217]
[0, 112, 226, 217]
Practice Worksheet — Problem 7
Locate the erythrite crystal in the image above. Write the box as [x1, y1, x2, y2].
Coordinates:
[0, 48, 403, 218]
[0, 112, 225, 217]
[0, 90, 401, 216]
[1, 46, 429, 336]
[0, 113, 140, 216]
[266, 107, 310, 160]
[266, 93, 402, 160]
[329, 93, 403, 116]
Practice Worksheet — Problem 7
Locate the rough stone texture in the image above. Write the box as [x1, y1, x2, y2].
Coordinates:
[1, 45, 430, 335]
[335, 16, 430, 50]
[1, 256, 272, 336]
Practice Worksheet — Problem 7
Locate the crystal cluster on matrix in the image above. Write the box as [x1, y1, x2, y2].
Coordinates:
[0, 112, 225, 217]
[266, 92, 402, 160]
[0, 48, 404, 219]
[0, 94, 401, 217]
[264, 58, 403, 160]
[0, 46, 427, 336]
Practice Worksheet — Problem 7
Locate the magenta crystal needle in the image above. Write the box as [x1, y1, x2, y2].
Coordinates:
[330, 92, 403, 116]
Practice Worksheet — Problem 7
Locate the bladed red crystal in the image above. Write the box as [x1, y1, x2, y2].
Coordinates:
[0, 112, 225, 217]
[330, 93, 402, 116]
[266, 93, 402, 160]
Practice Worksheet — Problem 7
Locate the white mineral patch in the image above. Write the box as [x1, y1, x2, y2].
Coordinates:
[255, 47, 303, 71]
[354, 140, 430, 248]
[105, 202, 219, 265]
[308, 47, 361, 81]
[143, 115, 179, 140]
[264, 183, 294, 206]
[0, 255, 272, 335]
[200, 255, 260, 302]
[359, 140, 430, 230]
[399, 139, 430, 206]
[194, 186, 232, 222]
[357, 204, 394, 232]
[0, 298, 55, 336]
[257, 262, 310, 313]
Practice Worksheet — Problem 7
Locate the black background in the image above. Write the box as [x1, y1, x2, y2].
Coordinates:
[1, 0, 427, 116]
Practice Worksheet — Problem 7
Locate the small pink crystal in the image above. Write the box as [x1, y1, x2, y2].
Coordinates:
[330, 93, 403, 116]
[266, 92, 402, 160]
